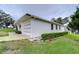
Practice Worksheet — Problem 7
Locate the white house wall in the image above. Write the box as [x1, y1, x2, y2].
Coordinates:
[17, 18, 66, 40]
[17, 19, 32, 36]
[31, 19, 65, 38]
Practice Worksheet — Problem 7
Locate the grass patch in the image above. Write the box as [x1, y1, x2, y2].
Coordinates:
[0, 35, 79, 53]
[65, 33, 79, 40]
[0, 28, 16, 32]
[0, 28, 16, 37]
[0, 33, 78, 53]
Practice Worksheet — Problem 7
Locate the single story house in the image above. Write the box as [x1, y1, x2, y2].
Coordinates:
[15, 13, 67, 41]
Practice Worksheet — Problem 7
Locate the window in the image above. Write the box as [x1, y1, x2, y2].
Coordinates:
[51, 24, 53, 30]
[59, 25, 61, 30]
[19, 25, 21, 28]
[56, 24, 58, 30]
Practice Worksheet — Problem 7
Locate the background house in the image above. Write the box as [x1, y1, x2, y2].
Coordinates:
[15, 13, 67, 41]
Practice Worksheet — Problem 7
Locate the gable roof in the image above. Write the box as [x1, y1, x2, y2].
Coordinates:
[15, 13, 62, 25]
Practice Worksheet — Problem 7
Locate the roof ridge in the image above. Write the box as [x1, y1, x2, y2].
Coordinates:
[25, 13, 62, 25]
[16, 13, 63, 26]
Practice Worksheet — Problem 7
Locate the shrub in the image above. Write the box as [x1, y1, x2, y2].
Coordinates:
[15, 30, 22, 34]
[41, 32, 68, 41]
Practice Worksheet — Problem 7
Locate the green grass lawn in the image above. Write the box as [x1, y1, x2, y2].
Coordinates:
[65, 33, 79, 40]
[0, 33, 79, 54]
[0, 28, 16, 37]
[0, 28, 16, 32]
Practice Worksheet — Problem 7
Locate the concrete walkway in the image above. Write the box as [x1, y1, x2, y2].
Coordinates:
[0, 33, 29, 42]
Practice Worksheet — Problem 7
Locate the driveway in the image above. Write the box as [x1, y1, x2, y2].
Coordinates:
[0, 33, 30, 42]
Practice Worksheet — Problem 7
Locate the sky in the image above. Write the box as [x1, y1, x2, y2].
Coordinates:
[0, 4, 78, 21]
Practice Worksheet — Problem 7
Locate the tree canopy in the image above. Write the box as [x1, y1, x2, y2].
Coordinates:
[0, 10, 14, 28]
[51, 17, 69, 24]
[68, 7, 79, 32]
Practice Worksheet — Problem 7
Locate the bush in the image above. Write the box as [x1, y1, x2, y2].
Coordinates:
[41, 32, 68, 41]
[15, 30, 22, 34]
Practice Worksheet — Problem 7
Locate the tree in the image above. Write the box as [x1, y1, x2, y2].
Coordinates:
[51, 17, 69, 24]
[0, 10, 14, 28]
[51, 17, 63, 24]
[63, 17, 69, 24]
[68, 7, 79, 32]
[56, 17, 63, 24]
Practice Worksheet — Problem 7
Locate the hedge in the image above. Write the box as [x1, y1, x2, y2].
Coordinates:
[15, 30, 22, 34]
[41, 32, 68, 41]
